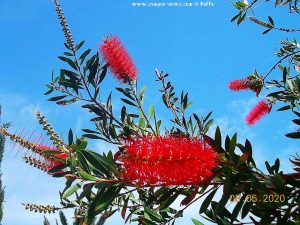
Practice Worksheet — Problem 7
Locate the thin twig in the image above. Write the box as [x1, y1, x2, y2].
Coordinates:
[263, 50, 300, 81]
[129, 82, 156, 134]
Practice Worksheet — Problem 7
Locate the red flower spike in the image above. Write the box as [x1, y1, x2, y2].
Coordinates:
[245, 100, 272, 125]
[228, 78, 251, 91]
[228, 78, 261, 96]
[99, 35, 138, 83]
[31, 144, 68, 173]
[117, 136, 218, 186]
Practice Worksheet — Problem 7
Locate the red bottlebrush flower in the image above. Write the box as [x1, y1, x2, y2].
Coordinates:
[228, 78, 262, 96]
[245, 100, 272, 125]
[99, 35, 138, 83]
[38, 145, 68, 167]
[228, 78, 251, 91]
[117, 135, 218, 186]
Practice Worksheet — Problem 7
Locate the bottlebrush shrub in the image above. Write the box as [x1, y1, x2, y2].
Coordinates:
[116, 135, 218, 186]
[2, 1, 300, 225]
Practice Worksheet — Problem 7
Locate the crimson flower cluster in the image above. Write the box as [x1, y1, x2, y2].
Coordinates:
[36, 144, 68, 171]
[245, 100, 272, 125]
[99, 35, 138, 83]
[228, 76, 271, 125]
[116, 135, 218, 186]
[228, 78, 261, 96]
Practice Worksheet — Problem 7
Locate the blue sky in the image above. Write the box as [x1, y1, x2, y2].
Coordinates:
[0, 0, 299, 224]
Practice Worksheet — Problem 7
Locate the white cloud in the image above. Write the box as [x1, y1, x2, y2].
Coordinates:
[229, 97, 258, 118]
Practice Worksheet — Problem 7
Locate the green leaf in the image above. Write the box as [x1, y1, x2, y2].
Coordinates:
[192, 218, 204, 225]
[78, 139, 88, 150]
[231, 195, 246, 222]
[109, 125, 117, 139]
[139, 117, 145, 128]
[231, 13, 241, 22]
[144, 208, 162, 222]
[44, 85, 54, 95]
[87, 54, 99, 85]
[121, 106, 126, 122]
[214, 126, 222, 147]
[78, 171, 97, 181]
[265, 161, 273, 174]
[203, 111, 212, 123]
[62, 183, 81, 199]
[61, 69, 79, 80]
[241, 201, 252, 219]
[81, 150, 118, 176]
[156, 120, 162, 133]
[292, 119, 300, 125]
[159, 192, 180, 210]
[40, 150, 62, 156]
[79, 49, 91, 64]
[59, 211, 68, 225]
[180, 187, 198, 206]
[268, 16, 274, 26]
[182, 93, 188, 110]
[68, 129, 73, 145]
[76, 151, 91, 173]
[82, 134, 104, 140]
[229, 133, 237, 160]
[199, 188, 218, 213]
[48, 95, 67, 101]
[121, 98, 136, 107]
[148, 105, 155, 119]
[204, 119, 214, 133]
[121, 195, 130, 219]
[142, 218, 156, 225]
[43, 216, 50, 225]
[76, 40, 85, 51]
[283, 67, 287, 84]
[215, 193, 230, 215]
[94, 186, 121, 212]
[237, 13, 247, 25]
[139, 85, 147, 100]
[58, 56, 77, 70]
[99, 64, 108, 84]
[64, 51, 73, 56]
[84, 186, 106, 224]
[56, 98, 78, 106]
[116, 88, 135, 101]
[48, 163, 67, 174]
[287, 79, 294, 91]
[285, 132, 300, 139]
[274, 158, 280, 173]
[262, 28, 272, 35]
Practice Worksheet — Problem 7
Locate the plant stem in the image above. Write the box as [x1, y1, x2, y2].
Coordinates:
[263, 50, 300, 81]
[129, 82, 156, 134]
[72, 49, 123, 127]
